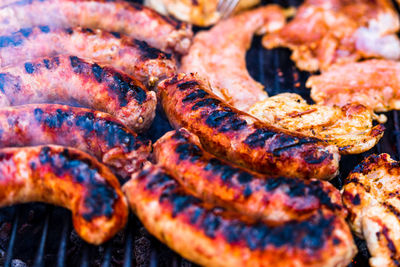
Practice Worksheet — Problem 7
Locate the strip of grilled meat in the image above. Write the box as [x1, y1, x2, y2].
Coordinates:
[0, 0, 192, 54]
[0, 55, 157, 132]
[123, 164, 356, 267]
[0, 145, 128, 245]
[158, 73, 340, 180]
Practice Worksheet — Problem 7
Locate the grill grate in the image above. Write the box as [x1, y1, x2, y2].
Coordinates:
[0, 0, 399, 266]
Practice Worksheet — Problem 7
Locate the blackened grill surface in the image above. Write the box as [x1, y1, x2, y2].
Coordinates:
[0, 0, 398, 266]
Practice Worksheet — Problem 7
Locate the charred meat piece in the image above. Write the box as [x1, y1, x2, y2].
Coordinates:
[343, 154, 400, 267]
[123, 164, 357, 267]
[248, 93, 385, 154]
[0, 145, 128, 245]
[263, 0, 400, 71]
[181, 5, 286, 111]
[154, 128, 346, 222]
[0, 0, 192, 54]
[158, 73, 340, 180]
[0, 55, 157, 132]
[308, 59, 400, 112]
[0, 27, 177, 86]
[0, 104, 151, 181]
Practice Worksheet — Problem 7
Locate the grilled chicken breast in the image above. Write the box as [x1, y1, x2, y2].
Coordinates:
[123, 164, 356, 267]
[0, 0, 192, 54]
[343, 154, 400, 267]
[0, 55, 157, 132]
[158, 73, 340, 180]
[0, 104, 151, 180]
[308, 59, 400, 112]
[0, 145, 128, 245]
[0, 27, 177, 87]
[154, 128, 346, 222]
[181, 5, 286, 111]
[263, 0, 400, 71]
[248, 93, 385, 154]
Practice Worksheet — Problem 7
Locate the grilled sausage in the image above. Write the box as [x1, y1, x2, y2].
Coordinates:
[0, 0, 192, 54]
[154, 128, 346, 222]
[122, 164, 357, 267]
[0, 55, 157, 132]
[0, 104, 151, 180]
[157, 73, 340, 180]
[0, 145, 128, 245]
[0, 27, 177, 86]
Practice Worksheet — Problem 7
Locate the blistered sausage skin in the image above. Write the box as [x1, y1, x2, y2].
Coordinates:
[0, 0, 192, 54]
[158, 73, 340, 180]
[0, 26, 177, 86]
[0, 145, 128, 245]
[0, 55, 156, 132]
[154, 128, 345, 222]
[0, 104, 151, 180]
[123, 165, 356, 267]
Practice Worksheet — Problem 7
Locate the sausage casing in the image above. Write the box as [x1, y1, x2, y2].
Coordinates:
[0, 104, 151, 180]
[158, 73, 340, 180]
[123, 164, 356, 267]
[0, 55, 157, 132]
[0, 145, 128, 245]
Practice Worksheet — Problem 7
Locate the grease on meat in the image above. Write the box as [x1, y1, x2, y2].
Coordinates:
[262, 0, 400, 71]
[343, 154, 400, 267]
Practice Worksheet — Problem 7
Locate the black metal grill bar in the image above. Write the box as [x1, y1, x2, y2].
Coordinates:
[80, 244, 90, 267]
[33, 208, 51, 267]
[123, 217, 134, 267]
[101, 241, 112, 267]
[4, 208, 20, 267]
[56, 219, 69, 267]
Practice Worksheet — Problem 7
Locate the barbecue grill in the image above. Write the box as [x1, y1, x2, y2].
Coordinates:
[0, 0, 399, 266]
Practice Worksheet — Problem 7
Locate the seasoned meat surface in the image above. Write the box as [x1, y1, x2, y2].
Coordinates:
[308, 59, 400, 112]
[0, 145, 128, 245]
[0, 0, 192, 54]
[263, 0, 400, 71]
[158, 73, 340, 180]
[123, 164, 357, 267]
[0, 104, 151, 180]
[0, 55, 157, 132]
[343, 154, 400, 267]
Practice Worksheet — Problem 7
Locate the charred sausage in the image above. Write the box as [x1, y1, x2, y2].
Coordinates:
[0, 145, 128, 245]
[153, 128, 345, 222]
[0, 104, 151, 180]
[157, 73, 340, 180]
[0, 0, 192, 54]
[122, 164, 356, 267]
[0, 26, 177, 86]
[0, 55, 157, 132]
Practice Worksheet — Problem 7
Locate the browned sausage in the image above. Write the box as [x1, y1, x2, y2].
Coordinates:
[0, 145, 128, 245]
[0, 0, 192, 54]
[153, 128, 345, 222]
[122, 164, 356, 267]
[157, 73, 340, 180]
[0, 104, 151, 180]
[0, 55, 157, 132]
[0, 26, 177, 86]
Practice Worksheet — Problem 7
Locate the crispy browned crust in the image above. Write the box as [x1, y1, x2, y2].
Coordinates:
[0, 27, 177, 86]
[154, 128, 346, 222]
[343, 154, 400, 267]
[0, 145, 128, 245]
[0, 55, 157, 132]
[123, 164, 356, 267]
[0, 0, 193, 54]
[158, 73, 340, 180]
[0, 104, 151, 180]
